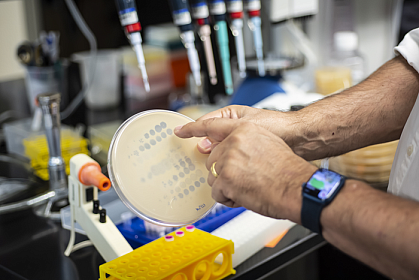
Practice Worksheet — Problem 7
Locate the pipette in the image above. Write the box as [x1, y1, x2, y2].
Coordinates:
[168, 0, 202, 87]
[190, 0, 218, 85]
[226, 0, 246, 78]
[116, 0, 150, 92]
[244, 0, 265, 76]
[208, 0, 234, 95]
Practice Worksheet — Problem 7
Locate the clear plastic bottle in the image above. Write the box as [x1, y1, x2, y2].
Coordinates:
[329, 31, 366, 85]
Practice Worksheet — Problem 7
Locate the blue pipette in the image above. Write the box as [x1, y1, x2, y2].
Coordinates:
[191, 0, 218, 85]
[116, 0, 150, 92]
[208, 0, 234, 95]
[226, 0, 246, 78]
[168, 0, 202, 87]
[244, 0, 265, 76]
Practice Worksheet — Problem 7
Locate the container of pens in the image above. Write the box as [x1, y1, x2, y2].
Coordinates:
[17, 31, 67, 112]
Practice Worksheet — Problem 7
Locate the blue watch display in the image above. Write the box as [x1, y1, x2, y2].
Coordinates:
[301, 168, 346, 235]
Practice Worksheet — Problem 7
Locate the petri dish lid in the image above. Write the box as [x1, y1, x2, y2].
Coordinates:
[108, 110, 215, 226]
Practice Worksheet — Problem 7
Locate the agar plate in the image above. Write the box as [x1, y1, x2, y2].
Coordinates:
[108, 110, 215, 226]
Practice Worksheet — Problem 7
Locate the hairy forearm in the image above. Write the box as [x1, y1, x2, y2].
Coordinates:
[286, 55, 419, 161]
[321, 181, 419, 280]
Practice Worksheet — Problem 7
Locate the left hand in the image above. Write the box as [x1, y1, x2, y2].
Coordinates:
[175, 118, 317, 223]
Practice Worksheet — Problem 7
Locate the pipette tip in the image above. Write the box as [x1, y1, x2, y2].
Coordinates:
[144, 79, 151, 92]
[210, 77, 218, 85]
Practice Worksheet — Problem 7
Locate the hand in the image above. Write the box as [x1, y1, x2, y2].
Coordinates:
[193, 105, 299, 154]
[175, 118, 317, 223]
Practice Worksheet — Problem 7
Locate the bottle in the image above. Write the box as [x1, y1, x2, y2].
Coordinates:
[315, 31, 365, 95]
[329, 31, 365, 86]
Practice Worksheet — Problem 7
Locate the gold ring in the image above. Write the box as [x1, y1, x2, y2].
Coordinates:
[211, 162, 218, 178]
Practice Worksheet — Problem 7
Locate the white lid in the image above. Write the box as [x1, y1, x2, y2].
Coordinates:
[334, 31, 358, 52]
[108, 110, 216, 226]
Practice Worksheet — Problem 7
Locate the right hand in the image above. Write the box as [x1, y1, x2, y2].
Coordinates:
[194, 105, 298, 153]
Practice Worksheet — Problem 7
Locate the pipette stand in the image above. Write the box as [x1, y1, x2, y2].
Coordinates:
[35, 93, 68, 220]
[65, 154, 132, 262]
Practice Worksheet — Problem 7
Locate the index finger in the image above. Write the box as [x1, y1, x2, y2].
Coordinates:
[174, 118, 241, 142]
[195, 105, 248, 122]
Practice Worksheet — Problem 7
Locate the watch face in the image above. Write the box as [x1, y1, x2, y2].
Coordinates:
[304, 169, 342, 201]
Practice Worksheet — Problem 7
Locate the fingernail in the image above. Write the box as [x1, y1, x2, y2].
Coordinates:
[199, 138, 212, 150]
[174, 125, 183, 134]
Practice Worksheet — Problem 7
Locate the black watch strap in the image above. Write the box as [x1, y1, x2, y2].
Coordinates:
[301, 193, 323, 234]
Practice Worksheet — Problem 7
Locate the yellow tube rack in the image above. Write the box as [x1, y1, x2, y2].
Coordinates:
[99, 226, 235, 280]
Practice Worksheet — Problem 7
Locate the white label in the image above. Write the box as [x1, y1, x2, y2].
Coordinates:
[227, 1, 243, 13]
[210, 2, 227, 15]
[244, 1, 261, 11]
[119, 11, 139, 26]
[192, 5, 209, 19]
[173, 12, 192, 26]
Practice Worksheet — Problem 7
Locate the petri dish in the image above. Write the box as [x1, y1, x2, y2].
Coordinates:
[108, 110, 215, 226]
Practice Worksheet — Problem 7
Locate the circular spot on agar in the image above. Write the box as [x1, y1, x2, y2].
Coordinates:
[185, 178, 191, 185]
[184, 189, 189, 196]
[139, 146, 145, 152]
[179, 172, 185, 178]
[180, 161, 186, 167]
[161, 132, 167, 138]
[170, 190, 174, 194]
[160, 122, 167, 128]
[145, 133, 149, 139]
[168, 180, 173, 186]
[150, 130, 155, 136]
[166, 128, 173, 135]
[189, 164, 195, 171]
[173, 175, 178, 181]
[190, 173, 197, 179]
[156, 136, 162, 142]
[185, 157, 192, 163]
[196, 169, 203, 176]
[150, 139, 156, 145]
[184, 168, 189, 174]
[178, 193, 184, 199]
[175, 187, 180, 192]
[189, 185, 195, 192]
[200, 177, 206, 183]
[195, 181, 200, 188]
[145, 143, 151, 149]
[155, 125, 162, 132]
[133, 151, 139, 156]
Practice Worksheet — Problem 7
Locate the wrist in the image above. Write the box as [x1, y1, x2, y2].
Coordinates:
[277, 162, 317, 224]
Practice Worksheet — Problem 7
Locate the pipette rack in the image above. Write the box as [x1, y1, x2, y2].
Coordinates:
[99, 226, 235, 280]
[118, 206, 246, 248]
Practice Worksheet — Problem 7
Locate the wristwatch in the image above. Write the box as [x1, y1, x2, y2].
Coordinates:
[301, 168, 346, 235]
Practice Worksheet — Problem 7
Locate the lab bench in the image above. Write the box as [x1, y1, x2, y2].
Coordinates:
[0, 206, 325, 280]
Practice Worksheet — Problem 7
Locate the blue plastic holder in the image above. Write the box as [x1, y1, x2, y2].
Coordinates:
[117, 207, 246, 248]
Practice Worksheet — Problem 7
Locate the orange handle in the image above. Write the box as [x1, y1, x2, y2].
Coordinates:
[79, 163, 111, 191]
